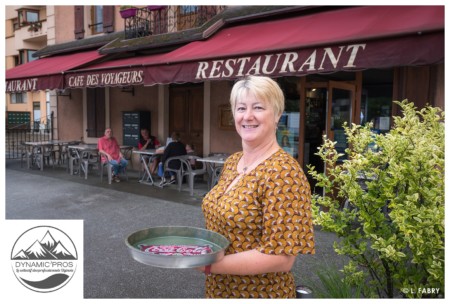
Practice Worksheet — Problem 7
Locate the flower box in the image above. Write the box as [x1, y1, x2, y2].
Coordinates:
[120, 8, 137, 19]
[147, 5, 166, 11]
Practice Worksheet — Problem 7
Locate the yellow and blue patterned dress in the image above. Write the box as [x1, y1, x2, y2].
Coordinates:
[202, 149, 315, 298]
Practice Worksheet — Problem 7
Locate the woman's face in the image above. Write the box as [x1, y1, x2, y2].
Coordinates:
[234, 91, 277, 146]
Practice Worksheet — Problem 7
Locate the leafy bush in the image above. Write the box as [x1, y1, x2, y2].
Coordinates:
[303, 263, 362, 298]
[308, 100, 444, 298]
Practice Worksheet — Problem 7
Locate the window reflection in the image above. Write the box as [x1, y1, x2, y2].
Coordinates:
[276, 77, 300, 159]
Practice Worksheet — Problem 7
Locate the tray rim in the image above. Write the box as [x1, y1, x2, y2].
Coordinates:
[125, 226, 230, 268]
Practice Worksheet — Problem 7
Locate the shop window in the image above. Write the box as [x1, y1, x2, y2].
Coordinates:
[90, 6, 103, 34]
[276, 77, 300, 159]
[361, 69, 393, 133]
[11, 93, 27, 104]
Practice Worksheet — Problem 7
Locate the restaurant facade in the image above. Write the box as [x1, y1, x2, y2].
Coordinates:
[5, 5, 444, 183]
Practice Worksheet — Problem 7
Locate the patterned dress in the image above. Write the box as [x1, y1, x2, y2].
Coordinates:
[202, 149, 315, 298]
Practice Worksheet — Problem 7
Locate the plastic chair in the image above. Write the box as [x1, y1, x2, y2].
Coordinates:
[99, 151, 128, 184]
[163, 156, 185, 190]
[163, 155, 207, 195]
[19, 142, 33, 168]
[67, 147, 80, 175]
[120, 146, 134, 167]
[79, 150, 100, 180]
[181, 155, 207, 196]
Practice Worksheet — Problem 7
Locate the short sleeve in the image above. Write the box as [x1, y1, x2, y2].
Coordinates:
[256, 157, 315, 255]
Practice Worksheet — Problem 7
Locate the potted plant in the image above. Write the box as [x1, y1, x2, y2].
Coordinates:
[120, 6, 137, 18]
[27, 22, 42, 32]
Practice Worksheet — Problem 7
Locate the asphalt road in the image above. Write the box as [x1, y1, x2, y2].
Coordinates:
[5, 161, 346, 299]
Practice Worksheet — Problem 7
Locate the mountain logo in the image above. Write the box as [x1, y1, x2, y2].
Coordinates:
[10, 226, 78, 293]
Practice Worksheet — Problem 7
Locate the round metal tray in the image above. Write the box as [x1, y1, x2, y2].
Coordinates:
[125, 226, 230, 268]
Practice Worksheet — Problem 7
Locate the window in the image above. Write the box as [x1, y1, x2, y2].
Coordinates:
[19, 50, 37, 64]
[18, 9, 39, 25]
[11, 93, 27, 104]
[180, 6, 197, 14]
[86, 88, 106, 137]
[361, 69, 393, 133]
[27, 50, 37, 62]
[276, 77, 300, 159]
[90, 6, 103, 34]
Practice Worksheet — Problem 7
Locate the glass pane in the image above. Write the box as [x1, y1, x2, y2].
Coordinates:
[28, 50, 37, 62]
[26, 11, 38, 22]
[331, 88, 351, 130]
[276, 77, 300, 159]
[93, 6, 103, 33]
[181, 6, 197, 14]
[361, 69, 393, 133]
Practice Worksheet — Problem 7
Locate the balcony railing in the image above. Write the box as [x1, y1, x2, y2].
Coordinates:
[123, 5, 226, 40]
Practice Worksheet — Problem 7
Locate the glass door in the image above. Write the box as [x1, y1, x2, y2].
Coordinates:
[326, 81, 356, 161]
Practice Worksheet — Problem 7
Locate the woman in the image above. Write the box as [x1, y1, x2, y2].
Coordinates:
[199, 76, 315, 298]
[159, 132, 187, 186]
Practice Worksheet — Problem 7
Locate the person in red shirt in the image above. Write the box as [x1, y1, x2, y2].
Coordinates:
[98, 128, 128, 182]
[138, 128, 161, 175]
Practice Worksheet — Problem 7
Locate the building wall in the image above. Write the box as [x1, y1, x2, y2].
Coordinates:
[209, 81, 241, 154]
[54, 6, 75, 44]
[57, 89, 84, 141]
[55, 6, 125, 44]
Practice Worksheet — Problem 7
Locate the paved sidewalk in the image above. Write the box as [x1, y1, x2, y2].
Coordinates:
[5, 160, 347, 298]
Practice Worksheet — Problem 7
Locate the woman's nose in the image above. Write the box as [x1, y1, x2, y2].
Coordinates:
[243, 108, 254, 120]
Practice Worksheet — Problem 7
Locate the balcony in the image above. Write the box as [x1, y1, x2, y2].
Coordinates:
[15, 20, 47, 47]
[123, 6, 226, 40]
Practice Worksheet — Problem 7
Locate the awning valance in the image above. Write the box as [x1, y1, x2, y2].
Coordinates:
[62, 5, 443, 88]
[5, 50, 104, 92]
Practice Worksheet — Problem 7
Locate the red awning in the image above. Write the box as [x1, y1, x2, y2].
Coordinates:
[5, 50, 104, 92]
[64, 6, 444, 88]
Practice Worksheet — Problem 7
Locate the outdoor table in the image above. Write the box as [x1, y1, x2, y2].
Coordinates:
[67, 144, 99, 176]
[197, 155, 227, 189]
[133, 149, 160, 186]
[23, 140, 72, 171]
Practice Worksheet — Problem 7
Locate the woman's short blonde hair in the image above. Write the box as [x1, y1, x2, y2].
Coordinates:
[229, 75, 285, 119]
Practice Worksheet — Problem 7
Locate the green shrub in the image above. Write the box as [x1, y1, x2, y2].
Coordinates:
[308, 100, 444, 298]
[303, 263, 362, 298]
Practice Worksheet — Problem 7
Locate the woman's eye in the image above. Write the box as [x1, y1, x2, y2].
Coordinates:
[236, 107, 246, 112]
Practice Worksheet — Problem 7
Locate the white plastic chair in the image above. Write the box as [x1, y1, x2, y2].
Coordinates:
[99, 151, 128, 184]
[163, 155, 207, 195]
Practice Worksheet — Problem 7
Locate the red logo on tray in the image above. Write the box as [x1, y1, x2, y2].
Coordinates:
[139, 245, 212, 256]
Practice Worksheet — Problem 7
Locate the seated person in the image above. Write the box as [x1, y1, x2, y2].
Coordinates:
[185, 144, 196, 166]
[98, 128, 128, 183]
[138, 128, 161, 174]
[159, 132, 187, 186]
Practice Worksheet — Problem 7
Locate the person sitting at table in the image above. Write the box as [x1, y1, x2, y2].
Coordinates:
[98, 127, 128, 183]
[158, 132, 187, 186]
[138, 128, 161, 174]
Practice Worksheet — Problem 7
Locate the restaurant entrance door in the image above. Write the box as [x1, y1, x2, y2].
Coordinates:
[169, 84, 204, 155]
[303, 80, 356, 193]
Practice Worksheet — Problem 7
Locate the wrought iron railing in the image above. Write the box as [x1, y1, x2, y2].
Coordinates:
[5, 112, 53, 159]
[122, 5, 226, 40]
